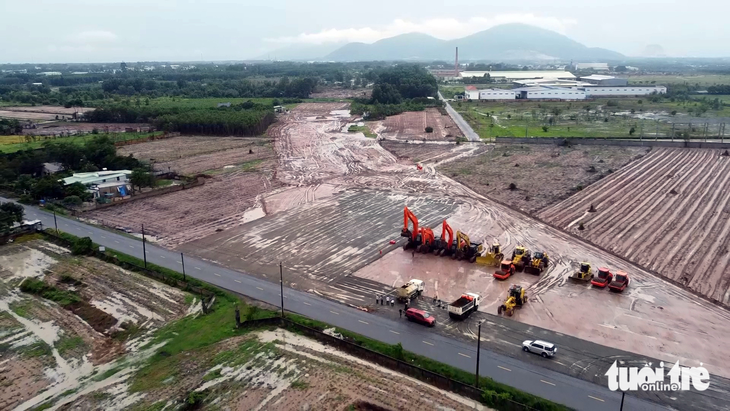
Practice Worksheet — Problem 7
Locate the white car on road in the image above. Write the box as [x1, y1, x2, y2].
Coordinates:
[522, 340, 557, 358]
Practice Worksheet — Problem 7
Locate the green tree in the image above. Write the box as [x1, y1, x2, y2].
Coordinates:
[130, 169, 155, 192]
[62, 195, 83, 208]
[0, 202, 25, 233]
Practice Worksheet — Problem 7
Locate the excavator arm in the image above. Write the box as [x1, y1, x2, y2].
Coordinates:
[442, 220, 454, 249]
[456, 231, 471, 250]
[420, 228, 435, 246]
[401, 207, 419, 241]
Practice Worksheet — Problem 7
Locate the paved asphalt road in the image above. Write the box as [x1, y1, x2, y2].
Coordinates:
[9, 199, 670, 411]
[438, 91, 480, 142]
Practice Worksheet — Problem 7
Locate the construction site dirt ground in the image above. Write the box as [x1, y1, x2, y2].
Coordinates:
[370, 108, 464, 141]
[0, 238, 193, 411]
[175, 103, 730, 389]
[539, 147, 730, 306]
[438, 144, 649, 213]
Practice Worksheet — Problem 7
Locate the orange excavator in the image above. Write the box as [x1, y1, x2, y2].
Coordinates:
[432, 220, 456, 257]
[401, 207, 436, 253]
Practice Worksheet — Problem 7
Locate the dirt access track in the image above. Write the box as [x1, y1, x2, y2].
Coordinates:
[371, 108, 464, 141]
[178, 103, 730, 394]
[539, 147, 730, 306]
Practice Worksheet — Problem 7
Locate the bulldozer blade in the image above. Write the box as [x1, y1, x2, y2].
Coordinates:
[524, 266, 540, 275]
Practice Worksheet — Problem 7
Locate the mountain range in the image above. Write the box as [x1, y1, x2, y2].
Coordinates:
[263, 24, 624, 62]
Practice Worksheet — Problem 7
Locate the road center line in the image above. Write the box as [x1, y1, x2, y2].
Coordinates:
[114, 240, 119, 244]
[389, 330, 400, 335]
[159, 255, 165, 259]
[214, 273, 221, 277]
[588, 396, 605, 402]
[458, 352, 471, 358]
[195, 267, 201, 270]
[358, 320, 369, 325]
[497, 366, 512, 372]
[540, 380, 556, 386]
[100, 236, 106, 239]
[330, 311, 339, 315]
[302, 302, 311, 306]
[422, 341, 434, 346]
[128, 245, 134, 248]
[256, 287, 264, 291]
[234, 280, 241, 283]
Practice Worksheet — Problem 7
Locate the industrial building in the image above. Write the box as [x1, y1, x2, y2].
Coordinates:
[582, 86, 667, 96]
[477, 89, 517, 100]
[580, 75, 628, 87]
[574, 63, 609, 71]
[513, 86, 586, 100]
[460, 71, 576, 82]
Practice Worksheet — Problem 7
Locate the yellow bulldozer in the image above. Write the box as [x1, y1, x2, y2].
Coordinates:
[569, 262, 594, 282]
[524, 251, 549, 275]
[497, 284, 528, 316]
[476, 241, 504, 266]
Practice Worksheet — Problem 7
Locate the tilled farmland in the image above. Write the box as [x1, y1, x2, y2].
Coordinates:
[373, 108, 463, 141]
[539, 148, 730, 305]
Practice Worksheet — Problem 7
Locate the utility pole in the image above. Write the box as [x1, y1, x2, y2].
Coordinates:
[279, 262, 285, 318]
[53, 210, 58, 235]
[620, 391, 625, 411]
[181, 253, 186, 281]
[655, 120, 659, 141]
[141, 224, 147, 268]
[475, 320, 483, 388]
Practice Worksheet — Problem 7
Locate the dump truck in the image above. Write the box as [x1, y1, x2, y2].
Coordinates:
[397, 279, 424, 302]
[608, 271, 630, 293]
[569, 262, 594, 282]
[476, 241, 504, 266]
[497, 285, 527, 316]
[511, 246, 531, 272]
[448, 293, 482, 320]
[524, 251, 549, 275]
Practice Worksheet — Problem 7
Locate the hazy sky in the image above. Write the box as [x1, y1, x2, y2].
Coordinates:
[2, 0, 728, 63]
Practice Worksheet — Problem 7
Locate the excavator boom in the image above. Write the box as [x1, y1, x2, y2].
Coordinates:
[402, 207, 419, 241]
[442, 220, 453, 249]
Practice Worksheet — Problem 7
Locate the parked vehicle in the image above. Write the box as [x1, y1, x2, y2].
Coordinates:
[397, 279, 424, 302]
[447, 293, 482, 320]
[591, 267, 613, 288]
[522, 340, 557, 358]
[405, 308, 435, 327]
[609, 271, 630, 292]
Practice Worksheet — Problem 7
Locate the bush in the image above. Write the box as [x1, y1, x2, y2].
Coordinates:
[62, 195, 83, 208]
[425, 126, 433, 133]
[19, 278, 80, 306]
[629, 127, 636, 136]
[606, 100, 618, 107]
[542, 126, 549, 132]
[72, 237, 93, 255]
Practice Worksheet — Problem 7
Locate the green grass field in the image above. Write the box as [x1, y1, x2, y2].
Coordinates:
[0, 131, 163, 153]
[347, 124, 377, 138]
[453, 98, 729, 139]
[85, 97, 301, 110]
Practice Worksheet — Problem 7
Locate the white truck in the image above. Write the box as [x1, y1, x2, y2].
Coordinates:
[396, 279, 424, 302]
[448, 293, 482, 320]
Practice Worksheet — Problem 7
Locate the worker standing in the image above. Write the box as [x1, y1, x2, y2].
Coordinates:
[399, 308, 402, 318]
[390, 298, 394, 307]
[404, 301, 409, 311]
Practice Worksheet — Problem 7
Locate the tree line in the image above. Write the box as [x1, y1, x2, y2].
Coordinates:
[352, 65, 441, 120]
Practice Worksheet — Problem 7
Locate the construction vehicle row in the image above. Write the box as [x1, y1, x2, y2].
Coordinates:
[570, 262, 630, 292]
[401, 207, 486, 263]
[493, 246, 549, 280]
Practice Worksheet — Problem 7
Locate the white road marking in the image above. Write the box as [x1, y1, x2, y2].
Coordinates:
[555, 361, 567, 366]
[389, 330, 399, 335]
[100, 236, 106, 239]
[540, 380, 556, 386]
[498, 366, 512, 372]
[214, 273, 221, 277]
[588, 396, 605, 402]
[302, 302, 311, 306]
[160, 255, 165, 259]
[330, 311, 339, 315]
[128, 245, 134, 249]
[114, 240, 119, 244]
[256, 287, 264, 291]
[458, 352, 471, 358]
[422, 341, 434, 346]
[358, 320, 369, 325]
[195, 267, 201, 270]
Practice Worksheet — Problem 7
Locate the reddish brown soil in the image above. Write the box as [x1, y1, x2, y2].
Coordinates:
[539, 148, 730, 305]
[85, 170, 283, 247]
[118, 136, 266, 163]
[154, 142, 275, 176]
[440, 144, 649, 213]
[0, 106, 94, 115]
[373, 108, 464, 141]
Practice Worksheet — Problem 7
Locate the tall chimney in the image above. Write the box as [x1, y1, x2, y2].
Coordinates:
[455, 47, 459, 77]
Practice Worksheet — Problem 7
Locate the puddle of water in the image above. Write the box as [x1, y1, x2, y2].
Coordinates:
[0, 248, 57, 281]
[241, 207, 266, 224]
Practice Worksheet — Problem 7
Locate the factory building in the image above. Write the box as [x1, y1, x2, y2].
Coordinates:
[513, 86, 586, 100]
[460, 70, 576, 82]
[477, 89, 517, 100]
[574, 63, 609, 71]
[580, 75, 629, 87]
[582, 86, 667, 96]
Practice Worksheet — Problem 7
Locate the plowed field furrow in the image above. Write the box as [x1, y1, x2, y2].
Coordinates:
[594, 149, 705, 246]
[577, 150, 688, 234]
[541, 148, 730, 306]
[538, 151, 657, 224]
[630, 152, 729, 267]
